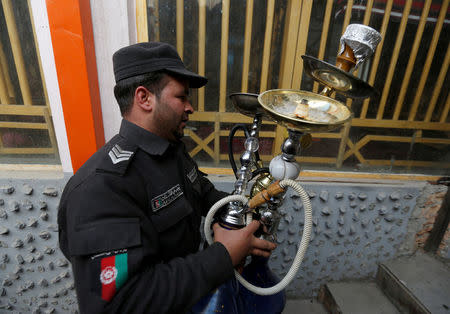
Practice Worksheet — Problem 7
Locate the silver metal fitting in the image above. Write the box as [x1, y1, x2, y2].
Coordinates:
[221, 201, 248, 227]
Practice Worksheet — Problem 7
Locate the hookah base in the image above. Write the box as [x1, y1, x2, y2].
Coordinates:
[239, 256, 286, 314]
[190, 256, 286, 314]
[190, 277, 243, 313]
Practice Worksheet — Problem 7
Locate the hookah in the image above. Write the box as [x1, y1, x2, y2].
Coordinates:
[196, 24, 381, 313]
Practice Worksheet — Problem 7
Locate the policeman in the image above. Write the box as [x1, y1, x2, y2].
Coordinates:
[58, 42, 276, 313]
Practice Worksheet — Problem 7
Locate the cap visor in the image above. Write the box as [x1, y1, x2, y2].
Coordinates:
[165, 68, 207, 88]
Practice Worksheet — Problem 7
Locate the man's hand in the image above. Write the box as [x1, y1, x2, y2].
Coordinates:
[213, 220, 277, 267]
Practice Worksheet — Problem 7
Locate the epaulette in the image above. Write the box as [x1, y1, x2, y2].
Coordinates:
[96, 136, 138, 175]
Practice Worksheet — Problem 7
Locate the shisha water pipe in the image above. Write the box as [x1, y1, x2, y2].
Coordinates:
[206, 108, 314, 295]
[204, 24, 381, 296]
[205, 97, 313, 294]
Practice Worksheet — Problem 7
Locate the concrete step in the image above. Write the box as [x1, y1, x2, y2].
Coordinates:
[283, 298, 328, 314]
[318, 281, 401, 314]
[377, 252, 450, 314]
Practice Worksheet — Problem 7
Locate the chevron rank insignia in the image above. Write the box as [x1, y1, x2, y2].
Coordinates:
[108, 144, 134, 164]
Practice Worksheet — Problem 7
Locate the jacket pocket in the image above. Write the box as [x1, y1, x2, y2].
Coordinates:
[69, 217, 141, 256]
[150, 194, 193, 232]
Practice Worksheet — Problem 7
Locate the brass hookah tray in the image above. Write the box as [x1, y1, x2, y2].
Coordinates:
[258, 89, 352, 132]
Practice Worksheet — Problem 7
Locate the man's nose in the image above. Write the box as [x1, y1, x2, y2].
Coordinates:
[185, 101, 194, 114]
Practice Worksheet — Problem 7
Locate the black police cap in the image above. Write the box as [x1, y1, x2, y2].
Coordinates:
[113, 42, 207, 88]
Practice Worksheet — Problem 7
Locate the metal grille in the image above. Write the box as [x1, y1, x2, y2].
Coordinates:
[136, 0, 450, 174]
[0, 0, 58, 161]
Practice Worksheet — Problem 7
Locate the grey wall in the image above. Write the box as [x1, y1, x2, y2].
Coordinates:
[0, 174, 74, 313]
[269, 181, 433, 298]
[215, 177, 443, 298]
[0, 174, 446, 312]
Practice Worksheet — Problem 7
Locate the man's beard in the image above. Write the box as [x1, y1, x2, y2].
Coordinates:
[174, 128, 184, 140]
[174, 115, 189, 140]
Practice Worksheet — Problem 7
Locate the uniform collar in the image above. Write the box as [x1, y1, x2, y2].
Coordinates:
[119, 119, 174, 156]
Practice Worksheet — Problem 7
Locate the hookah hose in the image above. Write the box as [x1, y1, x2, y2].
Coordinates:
[204, 179, 312, 295]
[228, 124, 250, 178]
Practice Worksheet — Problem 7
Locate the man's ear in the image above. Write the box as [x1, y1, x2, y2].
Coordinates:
[135, 86, 154, 111]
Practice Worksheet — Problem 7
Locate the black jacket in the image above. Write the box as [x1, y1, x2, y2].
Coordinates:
[58, 119, 233, 313]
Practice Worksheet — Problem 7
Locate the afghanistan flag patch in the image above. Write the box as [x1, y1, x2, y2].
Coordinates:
[99, 253, 128, 301]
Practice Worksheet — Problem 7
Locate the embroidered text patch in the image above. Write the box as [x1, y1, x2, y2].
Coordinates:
[187, 167, 198, 183]
[151, 184, 183, 212]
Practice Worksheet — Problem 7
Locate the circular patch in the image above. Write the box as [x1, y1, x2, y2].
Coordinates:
[100, 266, 117, 285]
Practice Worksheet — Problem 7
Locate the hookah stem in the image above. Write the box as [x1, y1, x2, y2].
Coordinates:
[228, 124, 250, 178]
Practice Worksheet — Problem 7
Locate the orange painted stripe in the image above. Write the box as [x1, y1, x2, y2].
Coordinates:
[46, 0, 104, 172]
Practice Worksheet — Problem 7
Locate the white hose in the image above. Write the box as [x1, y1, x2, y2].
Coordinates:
[204, 179, 312, 295]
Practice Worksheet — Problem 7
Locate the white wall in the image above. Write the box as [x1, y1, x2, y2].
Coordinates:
[29, 0, 139, 172]
[29, 0, 73, 173]
[90, 0, 137, 142]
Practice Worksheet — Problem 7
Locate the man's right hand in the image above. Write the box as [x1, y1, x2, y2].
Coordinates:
[213, 220, 277, 267]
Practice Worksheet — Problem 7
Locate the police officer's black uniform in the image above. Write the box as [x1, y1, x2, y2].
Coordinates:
[58, 119, 234, 313]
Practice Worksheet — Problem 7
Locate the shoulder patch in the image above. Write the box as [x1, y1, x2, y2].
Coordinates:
[94, 251, 129, 302]
[108, 144, 134, 164]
